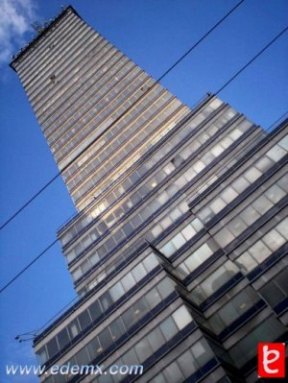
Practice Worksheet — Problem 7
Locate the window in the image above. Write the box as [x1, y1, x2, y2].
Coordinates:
[249, 241, 270, 262]
[143, 253, 159, 272]
[172, 233, 186, 249]
[100, 291, 113, 311]
[86, 336, 102, 360]
[232, 177, 249, 193]
[88, 299, 102, 321]
[68, 319, 80, 339]
[191, 339, 212, 366]
[110, 317, 126, 341]
[183, 243, 213, 273]
[178, 349, 196, 377]
[132, 263, 146, 282]
[266, 145, 286, 162]
[110, 281, 125, 302]
[147, 327, 165, 352]
[262, 230, 286, 251]
[145, 288, 161, 309]
[265, 184, 285, 203]
[259, 269, 288, 307]
[229, 316, 286, 367]
[160, 241, 176, 258]
[208, 287, 259, 334]
[98, 328, 113, 350]
[74, 347, 89, 366]
[121, 273, 136, 292]
[172, 305, 192, 330]
[182, 224, 196, 241]
[221, 187, 238, 204]
[78, 310, 91, 331]
[163, 362, 184, 382]
[210, 197, 226, 214]
[57, 328, 70, 350]
[244, 167, 262, 183]
[260, 283, 285, 307]
[37, 347, 48, 365]
[135, 338, 152, 363]
[160, 317, 178, 341]
[157, 278, 174, 299]
[46, 337, 59, 358]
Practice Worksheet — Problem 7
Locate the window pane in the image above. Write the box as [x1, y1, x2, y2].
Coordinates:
[260, 283, 285, 307]
[68, 320, 80, 339]
[37, 347, 48, 364]
[78, 310, 91, 331]
[172, 233, 186, 249]
[221, 187, 238, 204]
[191, 339, 213, 366]
[122, 306, 137, 328]
[249, 241, 271, 262]
[232, 177, 249, 193]
[160, 317, 178, 341]
[253, 195, 273, 214]
[89, 299, 102, 321]
[122, 349, 139, 367]
[98, 328, 113, 350]
[182, 224, 196, 241]
[215, 227, 234, 247]
[266, 145, 286, 161]
[143, 253, 159, 272]
[229, 217, 246, 236]
[121, 273, 136, 292]
[178, 350, 196, 377]
[244, 167, 261, 183]
[57, 328, 70, 349]
[145, 288, 161, 309]
[132, 263, 147, 282]
[163, 362, 184, 382]
[47, 337, 59, 358]
[110, 317, 126, 341]
[210, 197, 226, 214]
[74, 347, 89, 366]
[265, 184, 285, 203]
[276, 270, 288, 294]
[87, 337, 102, 360]
[161, 241, 176, 257]
[100, 291, 113, 311]
[254, 156, 273, 172]
[150, 373, 166, 383]
[135, 338, 152, 363]
[157, 278, 174, 299]
[262, 230, 285, 251]
[147, 327, 165, 352]
[172, 306, 192, 330]
[110, 282, 125, 302]
[237, 252, 258, 272]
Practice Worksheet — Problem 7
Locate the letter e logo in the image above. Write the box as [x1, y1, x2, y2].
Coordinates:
[258, 342, 286, 378]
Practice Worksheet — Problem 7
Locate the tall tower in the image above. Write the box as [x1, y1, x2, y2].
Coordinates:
[11, 6, 288, 383]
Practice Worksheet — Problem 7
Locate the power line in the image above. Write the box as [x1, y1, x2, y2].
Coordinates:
[0, 14, 287, 296]
[215, 25, 288, 95]
[0, 239, 58, 294]
[0, 0, 245, 232]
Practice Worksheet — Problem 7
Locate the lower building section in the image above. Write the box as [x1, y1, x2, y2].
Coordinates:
[34, 115, 288, 383]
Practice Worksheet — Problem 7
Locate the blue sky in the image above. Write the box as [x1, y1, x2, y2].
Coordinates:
[0, 0, 287, 382]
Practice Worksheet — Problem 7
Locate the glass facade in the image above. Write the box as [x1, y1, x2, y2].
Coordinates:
[11, 6, 288, 383]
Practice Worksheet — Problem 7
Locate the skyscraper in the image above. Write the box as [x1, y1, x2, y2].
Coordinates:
[10, 6, 288, 383]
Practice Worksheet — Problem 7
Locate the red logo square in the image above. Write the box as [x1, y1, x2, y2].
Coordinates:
[258, 342, 286, 378]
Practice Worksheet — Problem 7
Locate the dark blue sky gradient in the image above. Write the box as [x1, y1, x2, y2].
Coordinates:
[0, 1, 287, 381]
